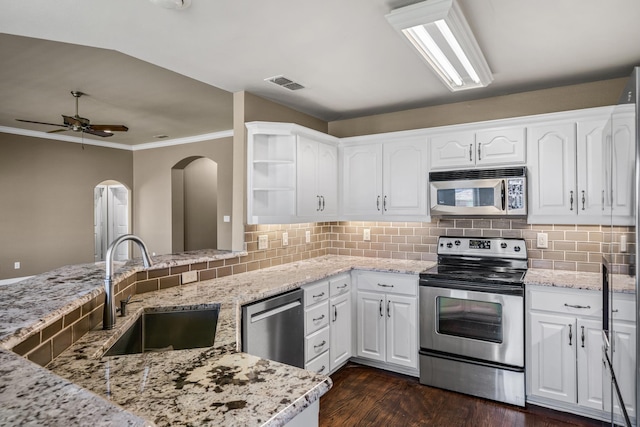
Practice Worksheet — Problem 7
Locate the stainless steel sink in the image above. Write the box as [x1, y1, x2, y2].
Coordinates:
[104, 304, 221, 357]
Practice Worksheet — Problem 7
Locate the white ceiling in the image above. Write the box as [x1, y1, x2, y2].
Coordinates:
[1, 0, 639, 146]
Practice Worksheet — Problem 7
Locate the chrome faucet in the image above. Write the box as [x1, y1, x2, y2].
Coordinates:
[103, 234, 153, 330]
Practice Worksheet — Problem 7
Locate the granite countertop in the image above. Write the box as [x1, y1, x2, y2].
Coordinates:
[0, 254, 433, 427]
[524, 268, 636, 293]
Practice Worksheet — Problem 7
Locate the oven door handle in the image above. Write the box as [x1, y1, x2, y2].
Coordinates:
[500, 180, 506, 211]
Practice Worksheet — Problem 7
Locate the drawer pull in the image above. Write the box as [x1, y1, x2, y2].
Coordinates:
[612, 309, 619, 313]
[317, 365, 326, 374]
[377, 283, 394, 288]
[314, 340, 326, 349]
[313, 292, 325, 299]
[564, 303, 591, 309]
[313, 314, 325, 322]
[337, 284, 348, 289]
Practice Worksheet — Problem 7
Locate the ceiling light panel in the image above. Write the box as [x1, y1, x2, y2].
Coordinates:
[265, 75, 306, 91]
[386, 0, 492, 91]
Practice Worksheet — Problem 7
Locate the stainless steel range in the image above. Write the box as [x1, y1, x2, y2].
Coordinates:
[419, 236, 527, 407]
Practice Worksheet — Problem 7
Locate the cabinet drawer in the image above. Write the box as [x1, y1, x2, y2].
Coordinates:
[303, 280, 329, 307]
[305, 350, 330, 375]
[529, 288, 601, 317]
[305, 300, 329, 335]
[330, 274, 351, 297]
[611, 296, 635, 322]
[305, 327, 330, 363]
[356, 272, 417, 296]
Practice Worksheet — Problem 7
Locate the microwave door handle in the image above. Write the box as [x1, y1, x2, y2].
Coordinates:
[501, 180, 506, 211]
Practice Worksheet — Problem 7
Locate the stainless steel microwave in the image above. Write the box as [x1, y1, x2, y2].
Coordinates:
[429, 167, 527, 217]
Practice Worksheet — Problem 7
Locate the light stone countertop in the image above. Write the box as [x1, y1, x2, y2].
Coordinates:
[0, 254, 433, 427]
[524, 268, 636, 293]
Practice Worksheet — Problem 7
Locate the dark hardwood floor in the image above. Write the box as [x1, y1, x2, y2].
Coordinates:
[319, 363, 607, 427]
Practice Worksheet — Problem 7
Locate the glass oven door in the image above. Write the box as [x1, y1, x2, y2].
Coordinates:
[419, 285, 524, 367]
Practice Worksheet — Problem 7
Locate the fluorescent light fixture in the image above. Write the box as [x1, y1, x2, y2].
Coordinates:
[386, 0, 492, 91]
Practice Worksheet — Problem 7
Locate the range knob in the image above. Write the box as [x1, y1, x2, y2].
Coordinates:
[514, 246, 521, 252]
[454, 240, 461, 246]
[500, 243, 507, 249]
[446, 242, 453, 249]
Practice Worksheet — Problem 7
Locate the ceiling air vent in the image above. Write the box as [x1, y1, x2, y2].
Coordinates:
[265, 75, 305, 91]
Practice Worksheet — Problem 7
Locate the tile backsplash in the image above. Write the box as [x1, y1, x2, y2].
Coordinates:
[245, 220, 634, 274]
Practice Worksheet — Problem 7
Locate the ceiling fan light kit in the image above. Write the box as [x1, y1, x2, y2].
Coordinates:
[149, 0, 191, 10]
[385, 0, 493, 91]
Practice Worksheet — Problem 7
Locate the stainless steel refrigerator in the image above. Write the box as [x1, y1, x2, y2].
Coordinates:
[603, 66, 639, 427]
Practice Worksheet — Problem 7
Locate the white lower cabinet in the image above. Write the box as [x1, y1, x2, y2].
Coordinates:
[527, 285, 610, 420]
[303, 274, 352, 375]
[354, 271, 418, 375]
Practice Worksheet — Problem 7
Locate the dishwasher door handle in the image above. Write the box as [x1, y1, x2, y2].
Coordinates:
[250, 301, 302, 323]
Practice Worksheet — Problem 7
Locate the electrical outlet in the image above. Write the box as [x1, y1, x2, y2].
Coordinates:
[363, 229, 371, 241]
[621, 234, 628, 253]
[305, 230, 311, 243]
[258, 235, 268, 250]
[14, 262, 20, 270]
[536, 232, 548, 249]
[282, 232, 289, 246]
[182, 270, 198, 284]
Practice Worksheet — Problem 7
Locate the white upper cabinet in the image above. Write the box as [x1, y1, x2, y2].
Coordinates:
[606, 105, 636, 224]
[342, 137, 427, 220]
[430, 126, 526, 170]
[297, 135, 338, 219]
[527, 107, 626, 225]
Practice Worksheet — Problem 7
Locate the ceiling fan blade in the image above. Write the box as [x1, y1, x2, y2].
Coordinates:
[15, 119, 66, 127]
[89, 124, 129, 132]
[83, 128, 114, 138]
[47, 128, 70, 134]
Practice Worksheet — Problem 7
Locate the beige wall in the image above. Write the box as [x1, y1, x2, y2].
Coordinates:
[328, 78, 628, 137]
[133, 137, 233, 255]
[0, 133, 133, 279]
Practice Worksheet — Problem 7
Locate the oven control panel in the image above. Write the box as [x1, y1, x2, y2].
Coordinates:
[437, 236, 527, 259]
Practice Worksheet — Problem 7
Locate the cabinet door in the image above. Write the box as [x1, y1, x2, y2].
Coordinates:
[385, 295, 417, 369]
[356, 291, 385, 362]
[610, 321, 636, 419]
[610, 106, 636, 222]
[342, 144, 383, 217]
[528, 123, 577, 217]
[317, 142, 338, 216]
[576, 119, 606, 219]
[576, 318, 604, 410]
[296, 135, 320, 217]
[529, 312, 577, 403]
[383, 139, 426, 216]
[330, 293, 352, 372]
[475, 126, 526, 167]
[429, 131, 475, 170]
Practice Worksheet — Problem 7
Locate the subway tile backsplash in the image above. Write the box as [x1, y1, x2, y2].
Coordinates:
[244, 220, 633, 275]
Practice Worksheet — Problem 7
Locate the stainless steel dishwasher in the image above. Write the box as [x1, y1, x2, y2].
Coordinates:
[241, 288, 304, 368]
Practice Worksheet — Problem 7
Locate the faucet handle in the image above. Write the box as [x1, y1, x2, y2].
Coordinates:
[118, 295, 140, 317]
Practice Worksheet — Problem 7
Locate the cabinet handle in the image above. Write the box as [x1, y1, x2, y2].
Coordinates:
[581, 325, 585, 348]
[333, 305, 337, 322]
[602, 190, 605, 211]
[478, 143, 482, 161]
[564, 303, 591, 309]
[387, 300, 391, 318]
[321, 196, 325, 211]
[314, 340, 326, 349]
[379, 300, 383, 317]
[337, 284, 348, 289]
[469, 144, 473, 162]
[376, 195, 381, 211]
[317, 365, 326, 374]
[313, 314, 325, 322]
[313, 292, 325, 299]
[383, 195, 388, 211]
[377, 283, 394, 288]
[612, 309, 619, 313]
[581, 190, 585, 210]
[568, 324, 573, 346]
[569, 191, 574, 211]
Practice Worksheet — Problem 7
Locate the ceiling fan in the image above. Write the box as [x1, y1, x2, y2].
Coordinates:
[16, 91, 128, 137]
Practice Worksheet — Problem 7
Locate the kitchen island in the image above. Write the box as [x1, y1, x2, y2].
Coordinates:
[0, 254, 432, 426]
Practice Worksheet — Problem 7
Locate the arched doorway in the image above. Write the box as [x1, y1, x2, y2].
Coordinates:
[94, 181, 130, 262]
[172, 157, 219, 252]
